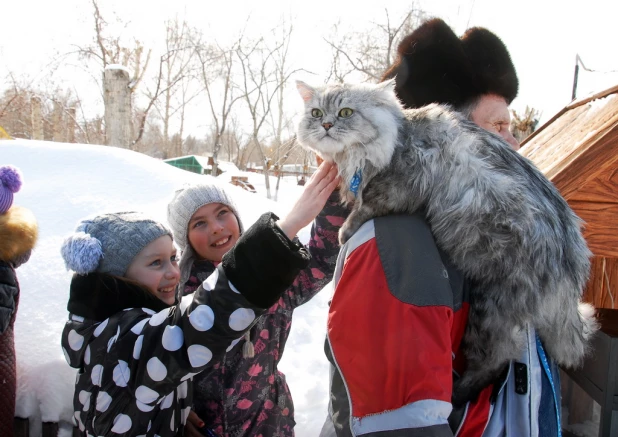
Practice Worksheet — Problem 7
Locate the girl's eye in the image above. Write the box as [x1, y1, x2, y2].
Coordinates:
[311, 108, 323, 118]
[218, 209, 228, 217]
[171, 255, 179, 263]
[193, 220, 205, 229]
[338, 108, 353, 118]
[149, 259, 162, 267]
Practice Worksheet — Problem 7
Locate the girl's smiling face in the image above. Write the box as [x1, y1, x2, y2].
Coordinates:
[125, 235, 180, 305]
[187, 203, 241, 263]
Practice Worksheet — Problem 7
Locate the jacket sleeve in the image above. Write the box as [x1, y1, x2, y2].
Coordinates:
[281, 192, 350, 310]
[327, 220, 454, 437]
[93, 212, 310, 404]
[0, 262, 18, 334]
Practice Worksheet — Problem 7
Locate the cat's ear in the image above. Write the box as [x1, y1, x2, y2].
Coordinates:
[376, 78, 396, 93]
[296, 81, 315, 103]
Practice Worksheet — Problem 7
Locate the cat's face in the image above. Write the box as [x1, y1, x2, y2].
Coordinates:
[296, 80, 402, 161]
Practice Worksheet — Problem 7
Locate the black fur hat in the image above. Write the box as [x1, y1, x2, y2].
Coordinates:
[382, 18, 518, 109]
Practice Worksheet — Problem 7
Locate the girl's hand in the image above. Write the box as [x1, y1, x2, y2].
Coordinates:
[277, 161, 340, 239]
[184, 410, 207, 437]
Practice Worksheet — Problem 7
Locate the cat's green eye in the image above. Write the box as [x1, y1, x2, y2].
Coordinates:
[311, 108, 323, 118]
[338, 108, 354, 118]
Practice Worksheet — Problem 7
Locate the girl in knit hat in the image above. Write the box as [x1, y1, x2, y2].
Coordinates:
[0, 166, 38, 436]
[60, 161, 339, 437]
[167, 162, 348, 437]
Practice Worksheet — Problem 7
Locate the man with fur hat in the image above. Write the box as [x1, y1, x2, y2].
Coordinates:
[320, 19, 563, 437]
[0, 166, 38, 436]
[382, 17, 520, 149]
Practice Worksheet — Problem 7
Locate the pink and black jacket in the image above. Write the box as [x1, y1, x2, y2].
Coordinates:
[184, 194, 348, 437]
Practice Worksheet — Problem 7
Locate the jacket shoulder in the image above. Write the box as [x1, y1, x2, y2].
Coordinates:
[346, 214, 454, 308]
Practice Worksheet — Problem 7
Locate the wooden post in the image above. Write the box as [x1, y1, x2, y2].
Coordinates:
[51, 101, 64, 142]
[14, 417, 29, 437]
[42, 421, 58, 437]
[66, 107, 76, 143]
[30, 96, 44, 140]
[103, 66, 132, 148]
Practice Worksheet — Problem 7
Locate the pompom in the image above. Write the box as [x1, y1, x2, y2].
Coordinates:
[60, 231, 103, 274]
[0, 166, 23, 193]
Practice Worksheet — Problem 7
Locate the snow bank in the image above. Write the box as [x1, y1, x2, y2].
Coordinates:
[1, 139, 331, 436]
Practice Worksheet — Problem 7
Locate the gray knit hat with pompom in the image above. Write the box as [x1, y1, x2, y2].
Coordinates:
[60, 212, 172, 276]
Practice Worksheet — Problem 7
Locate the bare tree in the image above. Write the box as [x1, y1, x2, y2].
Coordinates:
[0, 75, 84, 143]
[74, 0, 156, 148]
[324, 5, 426, 83]
[266, 22, 301, 200]
[144, 18, 199, 157]
[511, 106, 541, 143]
[195, 35, 244, 176]
[235, 25, 303, 199]
[79, 0, 152, 88]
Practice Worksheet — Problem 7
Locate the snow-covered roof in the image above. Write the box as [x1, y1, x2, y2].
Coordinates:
[216, 160, 239, 173]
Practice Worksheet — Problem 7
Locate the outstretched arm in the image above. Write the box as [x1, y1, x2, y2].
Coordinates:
[282, 190, 350, 309]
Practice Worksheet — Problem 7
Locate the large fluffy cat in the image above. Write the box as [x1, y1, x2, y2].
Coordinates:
[296, 79, 597, 405]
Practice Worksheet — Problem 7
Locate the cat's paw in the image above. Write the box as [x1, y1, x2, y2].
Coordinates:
[452, 374, 483, 407]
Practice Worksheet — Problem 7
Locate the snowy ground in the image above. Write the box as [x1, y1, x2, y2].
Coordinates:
[2, 139, 331, 437]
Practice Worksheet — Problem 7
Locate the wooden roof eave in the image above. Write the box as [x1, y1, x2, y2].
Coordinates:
[546, 121, 618, 200]
[520, 84, 618, 149]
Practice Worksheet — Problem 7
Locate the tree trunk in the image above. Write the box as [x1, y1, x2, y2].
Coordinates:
[30, 96, 43, 140]
[263, 167, 271, 199]
[103, 66, 132, 148]
[66, 107, 76, 143]
[51, 101, 64, 142]
[212, 142, 220, 176]
[274, 172, 282, 202]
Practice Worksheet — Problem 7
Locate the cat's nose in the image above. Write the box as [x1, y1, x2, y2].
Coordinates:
[322, 122, 333, 130]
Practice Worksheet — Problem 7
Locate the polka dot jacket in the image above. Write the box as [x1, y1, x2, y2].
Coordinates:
[61, 212, 310, 436]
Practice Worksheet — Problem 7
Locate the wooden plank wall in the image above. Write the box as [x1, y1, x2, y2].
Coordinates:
[583, 256, 618, 309]
[568, 165, 618, 308]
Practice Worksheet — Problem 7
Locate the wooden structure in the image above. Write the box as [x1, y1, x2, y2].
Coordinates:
[520, 84, 618, 309]
[521, 84, 618, 436]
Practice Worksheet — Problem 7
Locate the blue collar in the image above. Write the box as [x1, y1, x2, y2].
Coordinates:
[349, 168, 362, 197]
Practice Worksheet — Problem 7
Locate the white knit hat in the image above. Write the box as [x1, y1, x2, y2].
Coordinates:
[167, 183, 244, 288]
